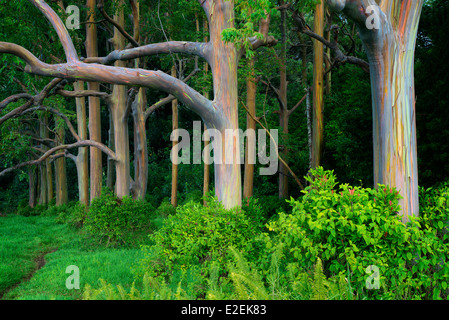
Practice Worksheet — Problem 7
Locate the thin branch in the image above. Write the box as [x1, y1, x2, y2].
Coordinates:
[288, 5, 370, 73]
[240, 98, 305, 190]
[0, 78, 63, 125]
[0, 140, 116, 177]
[97, 0, 140, 47]
[288, 92, 307, 116]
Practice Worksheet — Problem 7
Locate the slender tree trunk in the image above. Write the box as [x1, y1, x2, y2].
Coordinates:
[74, 81, 89, 206]
[38, 113, 49, 205]
[278, 4, 289, 198]
[106, 113, 115, 191]
[243, 57, 256, 200]
[28, 165, 37, 208]
[86, 0, 102, 201]
[203, 18, 210, 206]
[305, 88, 312, 171]
[325, 9, 332, 95]
[54, 122, 68, 205]
[311, 0, 324, 169]
[38, 162, 47, 205]
[111, 1, 130, 198]
[129, 0, 147, 200]
[171, 65, 179, 207]
[131, 89, 147, 199]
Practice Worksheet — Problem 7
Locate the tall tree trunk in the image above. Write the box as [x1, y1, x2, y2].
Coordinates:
[38, 162, 47, 205]
[326, 0, 424, 221]
[131, 89, 147, 199]
[54, 121, 68, 205]
[278, 4, 289, 198]
[203, 18, 210, 206]
[38, 113, 49, 205]
[311, 0, 325, 169]
[106, 112, 115, 191]
[111, 1, 130, 198]
[74, 81, 89, 206]
[129, 0, 147, 200]
[28, 165, 37, 208]
[171, 65, 179, 207]
[243, 57, 256, 200]
[86, 0, 102, 201]
[207, 0, 242, 209]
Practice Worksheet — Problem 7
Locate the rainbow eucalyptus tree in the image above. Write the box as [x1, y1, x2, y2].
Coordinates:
[326, 0, 424, 221]
[0, 0, 274, 209]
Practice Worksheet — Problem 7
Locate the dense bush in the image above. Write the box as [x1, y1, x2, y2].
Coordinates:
[135, 196, 261, 278]
[257, 167, 449, 299]
[84, 190, 155, 246]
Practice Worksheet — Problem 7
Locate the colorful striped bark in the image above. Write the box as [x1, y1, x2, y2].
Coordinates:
[327, 0, 424, 221]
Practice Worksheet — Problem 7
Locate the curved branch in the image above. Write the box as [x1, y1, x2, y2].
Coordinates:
[0, 93, 33, 111]
[29, 0, 78, 62]
[21, 106, 80, 142]
[0, 77, 63, 125]
[56, 89, 110, 101]
[82, 41, 212, 65]
[289, 6, 370, 73]
[0, 140, 116, 177]
[0, 41, 217, 126]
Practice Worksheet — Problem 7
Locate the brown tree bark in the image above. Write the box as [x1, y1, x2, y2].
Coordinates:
[54, 119, 68, 205]
[74, 81, 89, 206]
[111, 1, 130, 199]
[171, 66, 179, 207]
[243, 56, 256, 200]
[28, 165, 37, 208]
[311, 0, 325, 169]
[278, 3, 289, 198]
[86, 0, 102, 201]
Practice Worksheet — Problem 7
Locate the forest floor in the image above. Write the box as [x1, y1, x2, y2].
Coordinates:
[0, 214, 142, 300]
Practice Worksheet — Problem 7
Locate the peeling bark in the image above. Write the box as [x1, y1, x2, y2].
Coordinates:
[326, 0, 424, 220]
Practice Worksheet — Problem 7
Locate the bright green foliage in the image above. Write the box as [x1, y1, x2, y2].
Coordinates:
[257, 167, 449, 299]
[136, 196, 259, 278]
[84, 190, 155, 246]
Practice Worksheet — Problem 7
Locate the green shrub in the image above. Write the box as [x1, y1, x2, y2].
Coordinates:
[54, 201, 87, 228]
[84, 190, 155, 246]
[257, 167, 449, 299]
[136, 196, 259, 278]
[154, 199, 176, 218]
[17, 203, 48, 217]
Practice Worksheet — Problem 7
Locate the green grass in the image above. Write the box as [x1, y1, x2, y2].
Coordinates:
[0, 214, 145, 300]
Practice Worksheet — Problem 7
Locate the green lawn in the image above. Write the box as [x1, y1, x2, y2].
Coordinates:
[0, 214, 144, 300]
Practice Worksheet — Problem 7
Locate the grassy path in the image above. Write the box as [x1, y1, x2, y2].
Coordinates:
[0, 214, 143, 300]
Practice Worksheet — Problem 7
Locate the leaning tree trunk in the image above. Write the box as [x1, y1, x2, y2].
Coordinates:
[326, 0, 424, 221]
